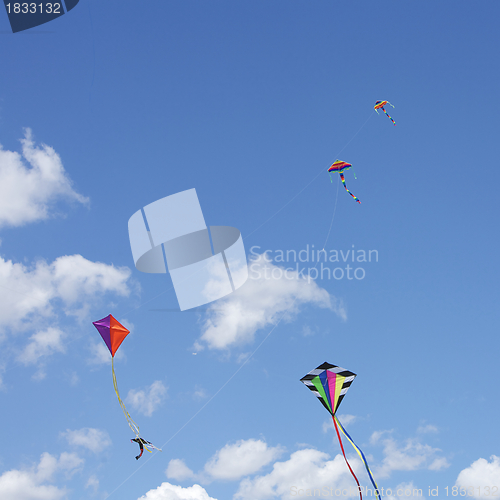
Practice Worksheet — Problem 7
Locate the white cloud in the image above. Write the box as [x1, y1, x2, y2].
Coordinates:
[85, 474, 99, 493]
[456, 456, 500, 498]
[193, 385, 208, 400]
[204, 439, 284, 481]
[138, 482, 217, 500]
[62, 428, 112, 454]
[428, 457, 449, 471]
[371, 432, 449, 478]
[301, 325, 315, 337]
[57, 452, 84, 478]
[385, 482, 426, 500]
[0, 129, 88, 229]
[235, 448, 361, 500]
[0, 451, 83, 500]
[17, 327, 65, 365]
[127, 380, 167, 416]
[197, 255, 345, 351]
[87, 341, 125, 365]
[416, 424, 438, 434]
[166, 459, 195, 481]
[0, 254, 132, 334]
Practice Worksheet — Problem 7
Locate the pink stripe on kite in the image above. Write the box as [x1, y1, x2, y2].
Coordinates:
[326, 370, 338, 415]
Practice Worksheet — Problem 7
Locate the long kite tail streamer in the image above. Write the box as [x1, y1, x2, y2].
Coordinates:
[381, 107, 396, 126]
[335, 416, 382, 500]
[112, 357, 141, 438]
[112, 358, 162, 456]
[333, 416, 362, 500]
[339, 173, 361, 203]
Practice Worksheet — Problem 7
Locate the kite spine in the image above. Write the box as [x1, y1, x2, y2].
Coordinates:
[333, 415, 363, 500]
[334, 416, 382, 500]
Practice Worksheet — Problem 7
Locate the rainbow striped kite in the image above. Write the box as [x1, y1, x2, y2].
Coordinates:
[301, 362, 381, 500]
[374, 100, 396, 126]
[328, 160, 360, 204]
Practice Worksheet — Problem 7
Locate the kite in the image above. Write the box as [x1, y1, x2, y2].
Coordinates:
[328, 160, 360, 204]
[92, 314, 161, 460]
[374, 100, 396, 126]
[300, 362, 381, 500]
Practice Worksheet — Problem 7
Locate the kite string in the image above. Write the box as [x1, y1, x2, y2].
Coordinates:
[102, 304, 295, 500]
[102, 110, 375, 499]
[334, 416, 381, 500]
[333, 415, 363, 500]
[246, 111, 373, 240]
[322, 172, 340, 250]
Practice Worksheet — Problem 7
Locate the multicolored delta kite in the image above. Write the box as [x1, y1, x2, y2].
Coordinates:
[374, 100, 396, 126]
[92, 314, 161, 460]
[300, 362, 381, 500]
[328, 160, 360, 204]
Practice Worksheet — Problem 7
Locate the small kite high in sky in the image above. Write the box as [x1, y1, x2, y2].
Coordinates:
[328, 160, 360, 204]
[301, 362, 381, 500]
[92, 314, 162, 460]
[374, 100, 396, 126]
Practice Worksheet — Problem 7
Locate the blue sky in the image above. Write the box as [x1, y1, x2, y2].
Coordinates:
[0, 1, 499, 499]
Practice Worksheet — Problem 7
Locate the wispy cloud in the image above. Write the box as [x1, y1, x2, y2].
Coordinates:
[127, 380, 167, 417]
[62, 428, 112, 454]
[196, 254, 345, 351]
[371, 430, 450, 478]
[18, 327, 65, 365]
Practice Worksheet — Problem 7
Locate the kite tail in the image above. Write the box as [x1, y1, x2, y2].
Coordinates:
[339, 173, 361, 203]
[334, 416, 382, 500]
[382, 107, 396, 126]
[333, 416, 362, 500]
[112, 357, 142, 438]
[112, 359, 163, 456]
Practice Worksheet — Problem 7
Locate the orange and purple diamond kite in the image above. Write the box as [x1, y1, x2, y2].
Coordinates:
[93, 314, 161, 459]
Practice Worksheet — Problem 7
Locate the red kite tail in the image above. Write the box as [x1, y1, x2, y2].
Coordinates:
[333, 415, 363, 500]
